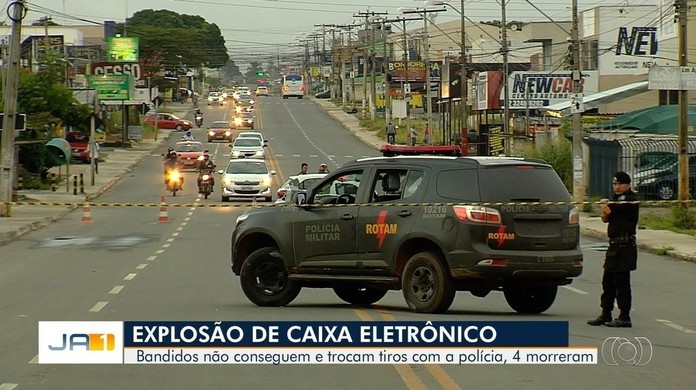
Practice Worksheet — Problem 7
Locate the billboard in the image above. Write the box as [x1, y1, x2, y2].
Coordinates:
[106, 36, 139, 63]
[505, 71, 599, 109]
[86, 74, 131, 100]
[387, 61, 441, 83]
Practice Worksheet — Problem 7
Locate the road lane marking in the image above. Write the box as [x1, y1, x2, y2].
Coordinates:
[109, 286, 124, 294]
[0, 383, 19, 390]
[162, 243, 171, 248]
[147, 255, 157, 261]
[656, 319, 696, 334]
[166, 238, 175, 243]
[177, 226, 185, 231]
[172, 232, 180, 236]
[352, 308, 372, 322]
[425, 365, 461, 390]
[155, 249, 165, 254]
[123, 273, 137, 281]
[136, 264, 148, 270]
[89, 302, 108, 312]
[561, 286, 589, 295]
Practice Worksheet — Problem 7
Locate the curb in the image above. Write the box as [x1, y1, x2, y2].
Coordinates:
[581, 226, 696, 263]
[0, 206, 76, 246]
[309, 99, 382, 151]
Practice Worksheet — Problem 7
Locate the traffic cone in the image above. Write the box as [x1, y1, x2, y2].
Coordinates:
[158, 196, 170, 223]
[81, 202, 93, 223]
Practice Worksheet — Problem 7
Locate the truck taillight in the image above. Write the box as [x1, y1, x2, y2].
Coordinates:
[569, 206, 579, 224]
[453, 205, 501, 225]
[300, 86, 305, 92]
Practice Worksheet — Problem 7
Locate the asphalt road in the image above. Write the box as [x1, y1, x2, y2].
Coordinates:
[1, 95, 694, 389]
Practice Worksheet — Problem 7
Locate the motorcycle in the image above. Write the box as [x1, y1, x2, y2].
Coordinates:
[166, 169, 183, 196]
[195, 114, 203, 128]
[198, 172, 214, 199]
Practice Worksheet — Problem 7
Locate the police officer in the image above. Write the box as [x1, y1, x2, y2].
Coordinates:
[587, 171, 639, 328]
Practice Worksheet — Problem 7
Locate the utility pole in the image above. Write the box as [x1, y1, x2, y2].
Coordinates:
[423, 14, 433, 143]
[355, 11, 388, 119]
[459, 0, 468, 146]
[677, 0, 689, 207]
[571, 0, 584, 205]
[500, 0, 511, 155]
[1, 0, 26, 217]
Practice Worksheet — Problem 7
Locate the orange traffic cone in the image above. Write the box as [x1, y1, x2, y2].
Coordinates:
[81, 202, 93, 223]
[158, 196, 170, 223]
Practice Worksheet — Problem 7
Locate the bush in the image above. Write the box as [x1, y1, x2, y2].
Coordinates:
[672, 205, 696, 229]
[521, 137, 572, 191]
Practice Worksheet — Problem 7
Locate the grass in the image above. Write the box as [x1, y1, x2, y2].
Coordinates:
[639, 208, 696, 235]
[358, 117, 444, 145]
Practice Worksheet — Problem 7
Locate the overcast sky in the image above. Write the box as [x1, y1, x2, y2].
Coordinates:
[20, 0, 660, 64]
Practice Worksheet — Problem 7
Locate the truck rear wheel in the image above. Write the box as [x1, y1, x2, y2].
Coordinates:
[503, 285, 557, 314]
[240, 247, 300, 307]
[401, 252, 455, 313]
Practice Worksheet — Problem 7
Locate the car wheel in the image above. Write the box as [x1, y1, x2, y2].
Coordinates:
[176, 125, 183, 131]
[503, 285, 558, 314]
[239, 247, 300, 307]
[251, 125, 254, 129]
[657, 183, 675, 200]
[334, 286, 388, 305]
[401, 252, 455, 313]
[207, 138, 212, 143]
[221, 195, 229, 202]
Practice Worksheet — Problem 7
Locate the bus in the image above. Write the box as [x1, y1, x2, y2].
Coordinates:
[282, 74, 305, 99]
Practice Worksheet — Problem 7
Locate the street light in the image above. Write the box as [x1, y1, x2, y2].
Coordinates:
[400, 5, 446, 144]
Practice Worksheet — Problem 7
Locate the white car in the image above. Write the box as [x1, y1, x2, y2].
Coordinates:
[237, 131, 266, 145]
[275, 173, 327, 204]
[230, 137, 265, 159]
[218, 159, 276, 202]
[207, 92, 224, 105]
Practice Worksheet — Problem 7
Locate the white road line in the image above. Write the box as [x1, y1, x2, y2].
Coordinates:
[656, 319, 696, 334]
[162, 243, 171, 248]
[89, 302, 108, 312]
[0, 383, 19, 390]
[292, 154, 301, 157]
[309, 154, 318, 158]
[123, 273, 137, 281]
[189, 207, 196, 211]
[109, 286, 124, 294]
[176, 226, 184, 231]
[166, 238, 175, 243]
[147, 255, 157, 261]
[172, 232, 179, 237]
[136, 264, 148, 270]
[155, 249, 165, 254]
[561, 286, 589, 295]
[28, 354, 39, 364]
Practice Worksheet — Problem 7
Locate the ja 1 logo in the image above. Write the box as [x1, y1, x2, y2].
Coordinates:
[48, 333, 115, 351]
[601, 337, 653, 366]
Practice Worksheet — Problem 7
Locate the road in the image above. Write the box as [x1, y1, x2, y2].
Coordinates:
[0, 95, 694, 389]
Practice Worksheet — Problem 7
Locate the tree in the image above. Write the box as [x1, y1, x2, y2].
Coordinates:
[117, 9, 229, 77]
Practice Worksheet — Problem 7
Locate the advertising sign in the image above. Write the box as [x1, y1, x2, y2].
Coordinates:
[88, 62, 144, 86]
[106, 36, 139, 63]
[505, 71, 598, 109]
[387, 61, 441, 83]
[86, 74, 131, 100]
[648, 66, 696, 90]
[595, 6, 676, 75]
[66, 45, 102, 60]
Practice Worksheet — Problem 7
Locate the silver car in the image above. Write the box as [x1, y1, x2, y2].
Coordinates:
[230, 137, 265, 159]
[218, 159, 276, 202]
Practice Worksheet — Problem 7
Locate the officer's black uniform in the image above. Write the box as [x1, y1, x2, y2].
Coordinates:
[588, 171, 639, 328]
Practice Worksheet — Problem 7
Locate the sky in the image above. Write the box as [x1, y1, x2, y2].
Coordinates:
[17, 0, 660, 66]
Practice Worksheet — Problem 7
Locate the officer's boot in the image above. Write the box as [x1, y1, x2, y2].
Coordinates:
[587, 312, 612, 326]
[605, 313, 632, 328]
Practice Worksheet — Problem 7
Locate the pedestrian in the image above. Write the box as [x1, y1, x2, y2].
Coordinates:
[192, 93, 198, 108]
[424, 126, 431, 145]
[89, 139, 100, 174]
[386, 122, 396, 145]
[409, 125, 417, 146]
[318, 163, 330, 173]
[298, 162, 308, 175]
[587, 171, 639, 328]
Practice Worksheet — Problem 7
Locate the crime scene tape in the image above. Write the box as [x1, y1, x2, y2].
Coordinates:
[1, 200, 692, 208]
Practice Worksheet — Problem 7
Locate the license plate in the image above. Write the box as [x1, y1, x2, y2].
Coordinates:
[241, 186, 252, 191]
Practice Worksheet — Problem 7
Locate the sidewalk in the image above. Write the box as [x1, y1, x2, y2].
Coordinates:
[309, 97, 696, 263]
[2, 102, 696, 264]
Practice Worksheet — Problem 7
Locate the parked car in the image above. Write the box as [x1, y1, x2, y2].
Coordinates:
[207, 120, 234, 142]
[144, 113, 192, 131]
[65, 131, 90, 162]
[218, 158, 276, 202]
[314, 90, 330, 99]
[230, 136, 265, 159]
[275, 173, 326, 204]
[635, 154, 696, 200]
[230, 156, 582, 314]
[173, 141, 205, 170]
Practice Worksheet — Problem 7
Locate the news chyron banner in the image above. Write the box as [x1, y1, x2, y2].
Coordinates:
[39, 321, 598, 365]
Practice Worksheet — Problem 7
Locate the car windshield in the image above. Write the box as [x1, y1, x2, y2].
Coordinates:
[238, 133, 260, 139]
[234, 138, 261, 147]
[175, 143, 203, 152]
[226, 161, 268, 174]
[239, 113, 254, 119]
[210, 122, 230, 129]
[66, 133, 88, 142]
[209, 92, 221, 97]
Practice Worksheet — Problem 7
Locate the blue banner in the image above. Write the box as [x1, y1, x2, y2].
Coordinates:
[124, 321, 568, 347]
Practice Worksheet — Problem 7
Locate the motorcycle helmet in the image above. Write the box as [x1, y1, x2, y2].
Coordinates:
[186, 131, 192, 136]
[167, 146, 174, 153]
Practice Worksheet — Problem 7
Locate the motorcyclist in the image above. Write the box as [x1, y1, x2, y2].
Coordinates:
[196, 153, 216, 192]
[194, 108, 203, 127]
[194, 108, 203, 117]
[163, 149, 182, 187]
[181, 130, 195, 141]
